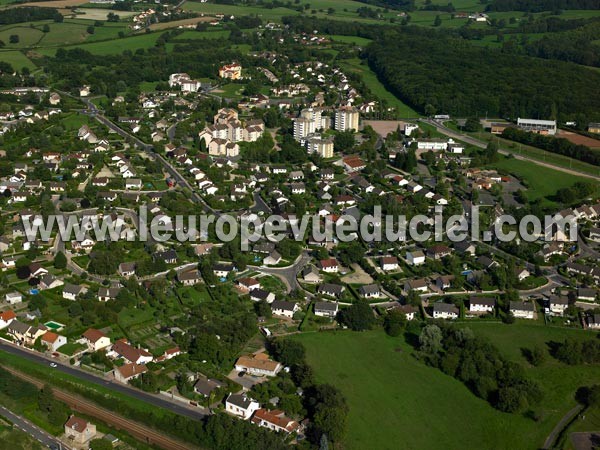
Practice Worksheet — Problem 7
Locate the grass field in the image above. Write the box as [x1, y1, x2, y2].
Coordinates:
[340, 58, 421, 118]
[328, 34, 372, 46]
[0, 50, 36, 70]
[489, 156, 583, 201]
[295, 327, 600, 450]
[35, 31, 164, 56]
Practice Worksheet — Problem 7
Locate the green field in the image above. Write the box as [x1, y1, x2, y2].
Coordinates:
[295, 327, 600, 450]
[0, 50, 36, 70]
[328, 34, 372, 46]
[35, 31, 164, 56]
[340, 58, 421, 117]
[489, 156, 583, 201]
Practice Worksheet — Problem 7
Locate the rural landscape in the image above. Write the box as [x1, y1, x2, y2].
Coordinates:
[0, 0, 599, 448]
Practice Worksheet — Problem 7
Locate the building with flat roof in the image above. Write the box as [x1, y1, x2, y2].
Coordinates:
[517, 118, 557, 135]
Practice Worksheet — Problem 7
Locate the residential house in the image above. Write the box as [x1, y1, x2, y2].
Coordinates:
[114, 363, 148, 383]
[380, 256, 399, 272]
[39, 274, 64, 291]
[301, 266, 321, 283]
[154, 249, 178, 265]
[250, 289, 276, 303]
[469, 296, 495, 313]
[435, 275, 455, 291]
[5, 292, 23, 305]
[193, 377, 224, 398]
[578, 288, 597, 302]
[225, 393, 260, 420]
[433, 303, 459, 320]
[271, 301, 299, 319]
[110, 339, 153, 365]
[7, 321, 46, 345]
[251, 409, 299, 434]
[427, 245, 452, 260]
[98, 287, 121, 302]
[82, 328, 111, 352]
[234, 353, 282, 377]
[404, 279, 428, 293]
[237, 277, 260, 291]
[319, 258, 339, 273]
[64, 416, 97, 446]
[549, 295, 569, 316]
[509, 301, 535, 319]
[263, 251, 282, 266]
[41, 331, 67, 352]
[514, 267, 530, 282]
[314, 301, 338, 318]
[118, 262, 136, 278]
[178, 269, 201, 286]
[390, 304, 418, 321]
[0, 310, 16, 329]
[587, 313, 600, 330]
[317, 283, 345, 298]
[406, 250, 425, 266]
[213, 263, 235, 278]
[359, 284, 381, 299]
[62, 284, 86, 301]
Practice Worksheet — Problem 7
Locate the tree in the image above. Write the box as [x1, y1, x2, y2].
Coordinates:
[384, 309, 407, 337]
[9, 35, 19, 44]
[319, 434, 329, 450]
[338, 301, 375, 331]
[54, 251, 67, 269]
[42, 24, 50, 33]
[419, 324, 443, 355]
[333, 131, 355, 152]
[270, 338, 305, 366]
[434, 15, 442, 26]
[87, 25, 95, 34]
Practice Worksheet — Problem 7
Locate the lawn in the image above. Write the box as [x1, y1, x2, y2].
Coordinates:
[339, 58, 421, 118]
[294, 330, 541, 450]
[488, 156, 582, 201]
[0, 26, 44, 48]
[328, 34, 372, 46]
[57, 342, 86, 356]
[118, 307, 155, 329]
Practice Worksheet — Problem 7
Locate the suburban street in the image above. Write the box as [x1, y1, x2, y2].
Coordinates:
[0, 341, 209, 421]
[0, 405, 64, 449]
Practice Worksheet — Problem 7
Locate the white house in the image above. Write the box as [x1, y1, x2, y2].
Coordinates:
[549, 296, 569, 316]
[225, 393, 260, 420]
[82, 328, 111, 352]
[469, 296, 495, 313]
[41, 331, 67, 352]
[406, 250, 425, 266]
[270, 301, 299, 319]
[509, 301, 535, 319]
[380, 256, 399, 272]
[234, 353, 282, 377]
[433, 303, 459, 319]
[314, 301, 338, 318]
[5, 292, 23, 305]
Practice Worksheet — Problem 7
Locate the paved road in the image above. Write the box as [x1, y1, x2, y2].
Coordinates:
[543, 403, 585, 449]
[0, 341, 208, 420]
[422, 119, 600, 181]
[0, 405, 64, 449]
[250, 251, 312, 292]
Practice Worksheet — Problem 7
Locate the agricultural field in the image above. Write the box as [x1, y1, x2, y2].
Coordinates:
[295, 327, 600, 450]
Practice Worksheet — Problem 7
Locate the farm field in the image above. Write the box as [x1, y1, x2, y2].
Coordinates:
[339, 58, 421, 118]
[489, 156, 581, 201]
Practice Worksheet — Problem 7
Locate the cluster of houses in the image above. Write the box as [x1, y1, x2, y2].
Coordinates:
[198, 108, 265, 158]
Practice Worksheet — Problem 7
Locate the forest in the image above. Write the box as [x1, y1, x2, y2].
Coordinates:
[365, 31, 600, 120]
[0, 6, 62, 25]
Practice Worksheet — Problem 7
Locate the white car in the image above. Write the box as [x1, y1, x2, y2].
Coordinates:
[50, 363, 57, 368]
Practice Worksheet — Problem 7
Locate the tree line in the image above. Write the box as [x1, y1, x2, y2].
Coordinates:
[0, 6, 62, 25]
[501, 127, 600, 166]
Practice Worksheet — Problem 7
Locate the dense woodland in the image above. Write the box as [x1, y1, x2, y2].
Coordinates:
[0, 6, 62, 25]
[366, 31, 600, 120]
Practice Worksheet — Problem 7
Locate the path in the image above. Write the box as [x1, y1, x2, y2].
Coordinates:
[543, 403, 585, 449]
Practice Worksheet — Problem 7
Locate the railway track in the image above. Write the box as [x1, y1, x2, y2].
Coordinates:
[1, 365, 198, 450]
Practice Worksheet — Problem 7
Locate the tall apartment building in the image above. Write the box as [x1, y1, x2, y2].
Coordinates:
[306, 134, 334, 158]
[293, 108, 330, 141]
[334, 106, 359, 132]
